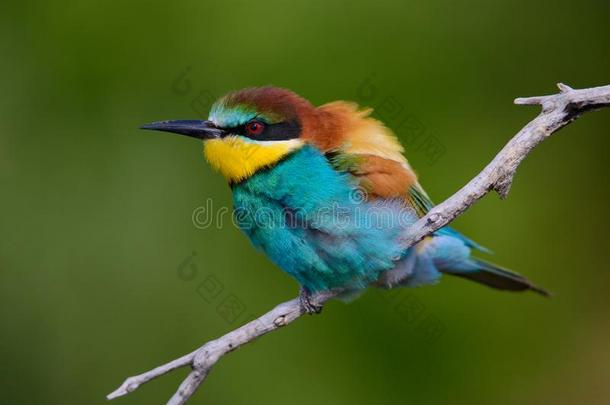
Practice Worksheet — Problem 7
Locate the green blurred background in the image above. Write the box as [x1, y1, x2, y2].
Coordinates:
[2, 0, 610, 404]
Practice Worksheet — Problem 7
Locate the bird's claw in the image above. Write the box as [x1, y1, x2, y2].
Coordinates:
[299, 288, 323, 315]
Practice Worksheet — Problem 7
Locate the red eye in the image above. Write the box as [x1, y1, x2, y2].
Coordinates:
[245, 121, 265, 136]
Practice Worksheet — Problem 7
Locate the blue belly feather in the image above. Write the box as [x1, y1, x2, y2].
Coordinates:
[230, 145, 513, 293]
[232, 146, 422, 291]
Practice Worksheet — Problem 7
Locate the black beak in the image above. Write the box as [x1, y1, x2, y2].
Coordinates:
[140, 120, 224, 140]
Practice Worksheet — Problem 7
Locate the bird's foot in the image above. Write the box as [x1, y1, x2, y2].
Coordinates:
[299, 287, 323, 315]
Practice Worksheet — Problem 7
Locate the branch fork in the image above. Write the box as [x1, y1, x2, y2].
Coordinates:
[108, 83, 610, 404]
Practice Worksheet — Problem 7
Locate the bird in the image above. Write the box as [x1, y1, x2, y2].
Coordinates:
[141, 86, 548, 313]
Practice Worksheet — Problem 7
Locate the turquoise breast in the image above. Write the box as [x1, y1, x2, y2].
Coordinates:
[232, 146, 416, 291]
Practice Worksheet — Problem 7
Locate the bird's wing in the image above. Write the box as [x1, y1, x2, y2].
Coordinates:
[326, 150, 490, 253]
[315, 101, 426, 206]
[325, 151, 417, 201]
[318, 101, 490, 253]
[314, 101, 421, 203]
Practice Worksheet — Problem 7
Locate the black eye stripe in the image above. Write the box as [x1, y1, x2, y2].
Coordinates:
[223, 120, 301, 141]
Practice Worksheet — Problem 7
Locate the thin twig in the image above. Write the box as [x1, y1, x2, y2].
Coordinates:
[107, 83, 610, 404]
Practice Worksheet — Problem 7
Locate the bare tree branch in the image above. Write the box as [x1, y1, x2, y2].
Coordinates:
[107, 83, 610, 404]
[400, 83, 610, 247]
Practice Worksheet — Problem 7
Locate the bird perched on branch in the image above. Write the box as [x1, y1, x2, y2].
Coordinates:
[142, 87, 547, 312]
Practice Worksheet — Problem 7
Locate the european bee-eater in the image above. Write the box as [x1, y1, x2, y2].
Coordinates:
[142, 87, 547, 312]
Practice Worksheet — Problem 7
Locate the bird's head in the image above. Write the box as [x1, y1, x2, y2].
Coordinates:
[141, 87, 318, 183]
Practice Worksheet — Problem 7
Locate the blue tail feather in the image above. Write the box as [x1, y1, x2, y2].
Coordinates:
[380, 234, 549, 296]
[451, 258, 550, 296]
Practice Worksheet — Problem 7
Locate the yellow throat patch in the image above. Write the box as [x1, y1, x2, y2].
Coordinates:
[203, 136, 304, 182]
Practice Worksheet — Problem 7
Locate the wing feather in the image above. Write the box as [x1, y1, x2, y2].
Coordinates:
[319, 103, 491, 254]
